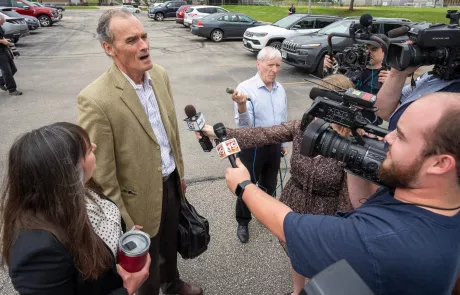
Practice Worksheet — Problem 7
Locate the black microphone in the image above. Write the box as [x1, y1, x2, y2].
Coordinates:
[309, 87, 343, 103]
[213, 123, 238, 168]
[387, 25, 410, 38]
[226, 88, 252, 101]
[359, 14, 373, 28]
[184, 105, 214, 152]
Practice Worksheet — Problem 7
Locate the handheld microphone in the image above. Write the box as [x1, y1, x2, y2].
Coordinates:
[213, 123, 240, 168]
[184, 105, 214, 152]
[226, 88, 251, 101]
[387, 25, 410, 38]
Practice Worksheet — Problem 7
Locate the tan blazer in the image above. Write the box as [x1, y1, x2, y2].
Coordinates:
[78, 63, 184, 237]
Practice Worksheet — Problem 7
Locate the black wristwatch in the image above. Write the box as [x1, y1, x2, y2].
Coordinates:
[235, 180, 252, 199]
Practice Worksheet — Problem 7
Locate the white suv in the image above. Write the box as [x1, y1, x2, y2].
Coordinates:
[243, 14, 341, 52]
[183, 5, 228, 27]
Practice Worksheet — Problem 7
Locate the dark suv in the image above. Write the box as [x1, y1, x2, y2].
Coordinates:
[148, 0, 186, 21]
[280, 17, 412, 76]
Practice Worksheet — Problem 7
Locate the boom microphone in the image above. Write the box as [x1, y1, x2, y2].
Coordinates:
[387, 25, 410, 38]
[184, 105, 214, 152]
[309, 87, 343, 103]
[213, 123, 240, 168]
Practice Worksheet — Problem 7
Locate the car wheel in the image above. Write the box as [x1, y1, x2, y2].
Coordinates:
[155, 12, 164, 21]
[314, 55, 326, 78]
[210, 29, 223, 42]
[268, 40, 282, 50]
[38, 15, 52, 27]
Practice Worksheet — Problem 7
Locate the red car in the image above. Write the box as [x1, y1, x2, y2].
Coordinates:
[176, 4, 193, 26]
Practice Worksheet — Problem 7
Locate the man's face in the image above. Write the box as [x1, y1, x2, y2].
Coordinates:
[257, 57, 281, 85]
[377, 101, 438, 189]
[0, 18, 5, 26]
[367, 45, 384, 67]
[103, 15, 152, 75]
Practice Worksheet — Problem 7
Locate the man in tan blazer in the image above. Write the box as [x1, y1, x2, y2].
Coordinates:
[78, 8, 202, 295]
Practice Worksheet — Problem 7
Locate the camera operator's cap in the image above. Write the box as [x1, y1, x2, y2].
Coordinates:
[361, 34, 390, 48]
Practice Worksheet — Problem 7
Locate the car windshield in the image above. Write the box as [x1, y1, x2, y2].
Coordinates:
[317, 20, 354, 35]
[22, 0, 38, 6]
[271, 14, 305, 28]
[1, 9, 22, 17]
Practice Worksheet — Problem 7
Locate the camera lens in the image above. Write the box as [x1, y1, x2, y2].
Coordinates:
[300, 119, 387, 184]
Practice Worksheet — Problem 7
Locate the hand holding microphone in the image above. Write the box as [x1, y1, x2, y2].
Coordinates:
[184, 105, 214, 152]
[213, 123, 241, 168]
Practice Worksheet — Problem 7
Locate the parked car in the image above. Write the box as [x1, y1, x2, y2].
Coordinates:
[243, 14, 341, 53]
[183, 5, 227, 27]
[43, 2, 64, 12]
[30, 1, 62, 20]
[148, 1, 185, 21]
[280, 17, 412, 76]
[123, 4, 140, 13]
[191, 12, 265, 42]
[176, 4, 192, 26]
[0, 7, 29, 43]
[1, 7, 38, 30]
[0, 0, 60, 27]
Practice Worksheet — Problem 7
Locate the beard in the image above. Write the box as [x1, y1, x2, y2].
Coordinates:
[377, 156, 424, 189]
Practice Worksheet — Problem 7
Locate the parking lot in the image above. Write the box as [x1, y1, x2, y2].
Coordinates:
[0, 9, 315, 295]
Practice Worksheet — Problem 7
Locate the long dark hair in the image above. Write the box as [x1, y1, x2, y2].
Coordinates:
[0, 122, 112, 279]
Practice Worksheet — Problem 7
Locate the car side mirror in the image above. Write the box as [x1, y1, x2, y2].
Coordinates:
[292, 25, 300, 30]
[23, 6, 30, 9]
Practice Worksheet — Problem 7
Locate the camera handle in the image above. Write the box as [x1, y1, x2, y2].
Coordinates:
[327, 33, 389, 68]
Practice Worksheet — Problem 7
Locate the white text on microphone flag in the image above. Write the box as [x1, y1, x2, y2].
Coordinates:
[184, 113, 206, 131]
[216, 138, 241, 160]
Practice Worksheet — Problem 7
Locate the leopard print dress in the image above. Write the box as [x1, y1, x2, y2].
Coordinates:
[227, 120, 353, 216]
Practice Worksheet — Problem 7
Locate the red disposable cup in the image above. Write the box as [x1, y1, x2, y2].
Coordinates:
[117, 230, 151, 273]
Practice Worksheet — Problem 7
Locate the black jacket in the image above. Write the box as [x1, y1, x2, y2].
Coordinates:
[9, 195, 128, 295]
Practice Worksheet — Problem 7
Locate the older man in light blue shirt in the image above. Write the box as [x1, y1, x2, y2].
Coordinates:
[231, 46, 288, 243]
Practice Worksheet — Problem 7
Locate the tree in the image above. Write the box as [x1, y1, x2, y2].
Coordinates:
[348, 0, 354, 10]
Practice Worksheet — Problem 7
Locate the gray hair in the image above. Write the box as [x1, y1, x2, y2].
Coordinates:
[96, 8, 134, 45]
[257, 46, 281, 62]
[0, 14, 5, 21]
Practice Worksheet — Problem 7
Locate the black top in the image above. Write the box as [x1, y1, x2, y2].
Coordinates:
[8, 194, 128, 295]
[0, 26, 7, 49]
[346, 68, 383, 95]
[289, 7, 296, 14]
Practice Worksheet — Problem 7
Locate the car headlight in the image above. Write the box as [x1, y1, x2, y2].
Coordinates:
[300, 43, 321, 49]
[297, 49, 309, 55]
[25, 18, 33, 22]
[252, 32, 268, 37]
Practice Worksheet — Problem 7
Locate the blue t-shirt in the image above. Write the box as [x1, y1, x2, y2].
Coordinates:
[284, 189, 460, 295]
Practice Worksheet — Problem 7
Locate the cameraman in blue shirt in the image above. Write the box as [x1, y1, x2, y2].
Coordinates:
[224, 93, 460, 295]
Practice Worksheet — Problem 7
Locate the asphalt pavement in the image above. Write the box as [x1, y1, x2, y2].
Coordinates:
[0, 9, 317, 295]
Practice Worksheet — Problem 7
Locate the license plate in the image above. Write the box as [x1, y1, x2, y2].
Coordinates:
[243, 39, 247, 45]
[281, 51, 287, 59]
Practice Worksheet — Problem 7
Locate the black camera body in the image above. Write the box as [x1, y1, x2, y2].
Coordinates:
[301, 88, 390, 187]
[335, 44, 371, 73]
[387, 11, 460, 80]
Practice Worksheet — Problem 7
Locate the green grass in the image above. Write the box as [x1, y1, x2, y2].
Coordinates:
[222, 5, 451, 23]
[65, 6, 100, 9]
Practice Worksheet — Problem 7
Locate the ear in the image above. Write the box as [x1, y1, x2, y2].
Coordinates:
[102, 41, 116, 57]
[426, 154, 456, 176]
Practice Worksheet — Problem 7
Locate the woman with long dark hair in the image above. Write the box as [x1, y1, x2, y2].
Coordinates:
[1, 122, 150, 295]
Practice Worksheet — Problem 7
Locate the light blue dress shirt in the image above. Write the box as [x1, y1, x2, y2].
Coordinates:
[233, 73, 288, 147]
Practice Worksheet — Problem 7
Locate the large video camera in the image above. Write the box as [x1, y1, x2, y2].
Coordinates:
[300, 85, 389, 187]
[387, 10, 460, 80]
[327, 14, 388, 76]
